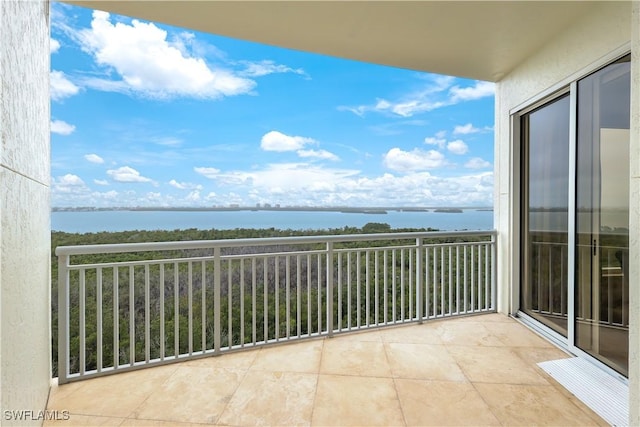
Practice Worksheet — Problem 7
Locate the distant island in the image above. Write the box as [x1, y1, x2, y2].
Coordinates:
[52, 206, 491, 213]
[434, 208, 463, 213]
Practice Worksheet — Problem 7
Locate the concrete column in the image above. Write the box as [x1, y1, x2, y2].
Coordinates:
[0, 1, 51, 425]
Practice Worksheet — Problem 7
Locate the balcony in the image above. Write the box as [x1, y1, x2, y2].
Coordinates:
[49, 231, 606, 425]
[46, 315, 607, 426]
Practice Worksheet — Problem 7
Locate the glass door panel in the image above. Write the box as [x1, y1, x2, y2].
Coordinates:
[575, 55, 630, 376]
[521, 94, 570, 336]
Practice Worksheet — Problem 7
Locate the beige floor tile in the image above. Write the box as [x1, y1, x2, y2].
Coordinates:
[447, 345, 549, 385]
[43, 414, 124, 426]
[395, 378, 501, 426]
[332, 328, 383, 342]
[510, 346, 571, 366]
[311, 375, 405, 426]
[484, 321, 556, 348]
[449, 313, 514, 323]
[380, 323, 444, 345]
[474, 383, 602, 426]
[435, 322, 505, 346]
[218, 371, 317, 426]
[386, 342, 467, 381]
[132, 366, 245, 424]
[180, 349, 258, 369]
[249, 340, 323, 373]
[320, 339, 392, 377]
[47, 365, 178, 418]
[120, 419, 204, 426]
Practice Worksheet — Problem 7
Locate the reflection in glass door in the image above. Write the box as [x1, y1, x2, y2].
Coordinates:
[575, 55, 630, 376]
[521, 94, 570, 337]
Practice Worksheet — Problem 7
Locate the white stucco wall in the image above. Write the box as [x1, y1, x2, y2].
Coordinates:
[494, 1, 637, 424]
[0, 1, 51, 426]
[629, 2, 639, 425]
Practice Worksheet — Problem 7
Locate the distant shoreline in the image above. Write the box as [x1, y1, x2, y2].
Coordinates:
[52, 206, 493, 214]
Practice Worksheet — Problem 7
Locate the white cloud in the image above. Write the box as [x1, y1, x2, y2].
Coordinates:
[453, 123, 479, 135]
[260, 131, 316, 152]
[186, 190, 201, 202]
[50, 70, 80, 101]
[193, 167, 221, 178]
[239, 60, 307, 78]
[450, 81, 495, 102]
[297, 149, 339, 161]
[84, 153, 104, 164]
[53, 174, 89, 197]
[383, 148, 446, 172]
[107, 166, 153, 183]
[465, 157, 492, 169]
[424, 131, 447, 149]
[94, 179, 109, 186]
[50, 38, 61, 53]
[447, 140, 468, 155]
[169, 179, 202, 190]
[51, 119, 76, 135]
[76, 11, 255, 99]
[339, 76, 494, 118]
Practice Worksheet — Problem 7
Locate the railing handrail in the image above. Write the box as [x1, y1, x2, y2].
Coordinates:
[55, 229, 496, 256]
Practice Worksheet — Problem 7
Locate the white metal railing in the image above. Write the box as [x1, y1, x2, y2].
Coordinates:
[56, 230, 496, 383]
[528, 240, 629, 329]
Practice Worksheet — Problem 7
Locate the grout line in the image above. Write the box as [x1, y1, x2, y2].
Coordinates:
[308, 337, 325, 427]
[382, 340, 408, 426]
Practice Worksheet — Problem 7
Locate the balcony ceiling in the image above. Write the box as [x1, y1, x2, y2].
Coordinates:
[63, 1, 600, 82]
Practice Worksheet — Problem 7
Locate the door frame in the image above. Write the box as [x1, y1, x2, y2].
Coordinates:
[510, 44, 631, 383]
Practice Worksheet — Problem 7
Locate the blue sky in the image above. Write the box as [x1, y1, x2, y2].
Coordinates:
[50, 3, 495, 208]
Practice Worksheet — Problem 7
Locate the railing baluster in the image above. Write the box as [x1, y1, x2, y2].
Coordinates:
[317, 253, 322, 333]
[114, 267, 119, 368]
[347, 252, 352, 330]
[463, 246, 468, 313]
[97, 267, 103, 372]
[485, 243, 490, 311]
[145, 264, 150, 362]
[440, 245, 445, 316]
[356, 251, 361, 328]
[240, 259, 245, 347]
[433, 246, 438, 317]
[214, 248, 221, 353]
[448, 246, 453, 316]
[174, 262, 179, 357]
[160, 263, 165, 360]
[416, 238, 423, 323]
[337, 252, 342, 331]
[307, 254, 311, 336]
[129, 265, 135, 366]
[58, 254, 70, 383]
[471, 246, 476, 312]
[227, 259, 232, 348]
[275, 256, 279, 340]
[409, 248, 413, 320]
[286, 255, 291, 339]
[297, 255, 302, 337]
[201, 260, 206, 352]
[455, 246, 460, 314]
[383, 249, 388, 324]
[366, 251, 370, 326]
[252, 257, 257, 345]
[400, 249, 405, 322]
[392, 249, 396, 323]
[327, 242, 334, 337]
[375, 250, 379, 325]
[79, 268, 86, 375]
[264, 258, 269, 342]
[188, 262, 193, 355]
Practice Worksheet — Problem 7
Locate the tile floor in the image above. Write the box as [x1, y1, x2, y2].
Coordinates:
[46, 314, 608, 426]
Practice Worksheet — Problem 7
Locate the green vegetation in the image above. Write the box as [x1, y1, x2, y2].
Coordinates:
[51, 224, 493, 377]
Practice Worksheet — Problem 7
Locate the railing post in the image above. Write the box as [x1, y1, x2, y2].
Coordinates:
[416, 238, 423, 324]
[57, 254, 69, 384]
[214, 246, 221, 353]
[491, 233, 497, 311]
[327, 242, 334, 337]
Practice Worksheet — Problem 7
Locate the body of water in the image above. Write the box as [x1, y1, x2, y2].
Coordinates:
[51, 209, 494, 233]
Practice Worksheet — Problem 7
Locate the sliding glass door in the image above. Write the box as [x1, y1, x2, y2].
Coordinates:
[521, 94, 570, 337]
[575, 55, 630, 376]
[520, 54, 630, 376]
